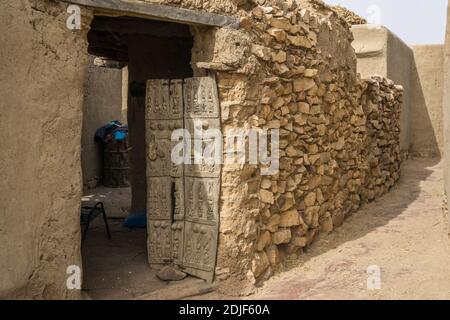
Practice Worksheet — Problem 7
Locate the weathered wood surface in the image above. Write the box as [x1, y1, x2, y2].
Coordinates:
[58, 0, 240, 28]
[145, 77, 221, 283]
[135, 279, 218, 300]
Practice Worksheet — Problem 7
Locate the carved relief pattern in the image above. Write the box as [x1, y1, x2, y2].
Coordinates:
[184, 177, 219, 224]
[148, 220, 172, 265]
[146, 79, 185, 266]
[185, 118, 221, 136]
[185, 162, 221, 178]
[146, 77, 220, 280]
[182, 222, 217, 271]
[147, 177, 172, 220]
[147, 120, 184, 140]
[171, 221, 184, 266]
[173, 178, 185, 221]
[146, 117, 183, 177]
[146, 80, 170, 120]
[182, 77, 221, 280]
[169, 79, 184, 120]
[184, 77, 219, 119]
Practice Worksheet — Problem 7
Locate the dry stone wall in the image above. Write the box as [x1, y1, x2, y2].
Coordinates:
[331, 5, 367, 26]
[139, 0, 240, 15]
[360, 76, 403, 202]
[188, 0, 403, 287]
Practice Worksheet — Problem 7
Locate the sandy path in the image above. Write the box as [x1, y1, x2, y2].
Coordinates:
[250, 158, 450, 300]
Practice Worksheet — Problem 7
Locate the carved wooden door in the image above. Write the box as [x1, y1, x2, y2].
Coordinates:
[146, 76, 220, 282]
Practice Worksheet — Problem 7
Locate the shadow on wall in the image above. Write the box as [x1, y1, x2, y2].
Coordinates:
[386, 35, 443, 162]
[410, 45, 444, 160]
[81, 56, 126, 189]
[351, 25, 443, 163]
[409, 67, 441, 159]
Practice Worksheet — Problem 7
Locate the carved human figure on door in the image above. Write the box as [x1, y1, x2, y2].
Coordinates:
[148, 135, 157, 162]
[207, 182, 214, 221]
[197, 183, 205, 219]
[202, 228, 211, 266]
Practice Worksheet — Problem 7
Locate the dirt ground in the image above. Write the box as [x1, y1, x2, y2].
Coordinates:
[196, 158, 450, 300]
[82, 186, 131, 219]
[81, 219, 198, 300]
[82, 158, 450, 300]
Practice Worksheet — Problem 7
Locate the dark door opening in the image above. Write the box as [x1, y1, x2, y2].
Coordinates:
[80, 15, 195, 300]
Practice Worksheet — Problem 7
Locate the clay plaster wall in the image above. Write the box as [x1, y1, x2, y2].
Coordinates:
[82, 57, 125, 188]
[351, 25, 412, 154]
[0, 0, 92, 298]
[411, 45, 444, 158]
[444, 3, 450, 200]
[351, 25, 444, 158]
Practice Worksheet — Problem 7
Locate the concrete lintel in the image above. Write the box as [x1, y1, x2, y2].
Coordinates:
[59, 0, 240, 28]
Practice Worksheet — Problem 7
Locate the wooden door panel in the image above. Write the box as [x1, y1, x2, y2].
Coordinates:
[182, 221, 218, 283]
[184, 77, 220, 119]
[182, 76, 220, 282]
[147, 220, 172, 265]
[146, 77, 220, 282]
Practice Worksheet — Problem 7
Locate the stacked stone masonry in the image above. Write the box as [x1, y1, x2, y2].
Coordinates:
[331, 5, 367, 26]
[186, 0, 404, 284]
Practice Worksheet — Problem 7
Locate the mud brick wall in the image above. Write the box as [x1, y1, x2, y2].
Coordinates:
[0, 0, 92, 299]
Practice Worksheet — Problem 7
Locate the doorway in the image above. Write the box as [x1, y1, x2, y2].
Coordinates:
[80, 15, 197, 299]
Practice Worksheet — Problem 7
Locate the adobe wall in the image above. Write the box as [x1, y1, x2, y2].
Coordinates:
[82, 57, 125, 188]
[0, 0, 92, 298]
[411, 45, 444, 158]
[444, 2, 450, 202]
[351, 24, 444, 158]
[351, 25, 412, 154]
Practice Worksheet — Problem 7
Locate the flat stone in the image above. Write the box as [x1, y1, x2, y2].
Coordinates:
[256, 231, 272, 251]
[293, 78, 316, 92]
[286, 145, 299, 157]
[260, 189, 274, 204]
[157, 266, 187, 281]
[280, 209, 301, 227]
[272, 51, 287, 63]
[269, 17, 292, 31]
[261, 178, 272, 189]
[304, 206, 320, 227]
[251, 44, 271, 61]
[265, 245, 281, 266]
[267, 28, 287, 42]
[298, 102, 310, 113]
[272, 228, 292, 245]
[252, 251, 270, 278]
[304, 69, 318, 77]
[292, 236, 307, 247]
[304, 192, 317, 206]
[287, 35, 312, 48]
[321, 213, 334, 234]
[266, 214, 281, 232]
[335, 137, 345, 150]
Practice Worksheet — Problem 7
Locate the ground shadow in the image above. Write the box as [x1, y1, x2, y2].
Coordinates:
[277, 157, 443, 281]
